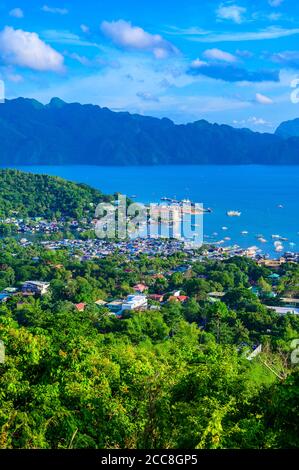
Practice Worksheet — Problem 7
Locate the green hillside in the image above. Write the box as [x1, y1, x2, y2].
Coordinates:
[0, 169, 111, 219]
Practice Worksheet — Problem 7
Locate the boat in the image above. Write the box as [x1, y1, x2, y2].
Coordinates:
[222, 226, 228, 231]
[227, 210, 241, 217]
[258, 237, 267, 243]
[241, 230, 248, 235]
[181, 198, 191, 204]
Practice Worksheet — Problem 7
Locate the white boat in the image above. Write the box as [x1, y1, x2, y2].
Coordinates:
[258, 237, 267, 243]
[241, 230, 248, 235]
[222, 226, 228, 231]
[227, 210, 241, 217]
[181, 198, 191, 204]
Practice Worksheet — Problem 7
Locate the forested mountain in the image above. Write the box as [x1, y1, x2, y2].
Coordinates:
[0, 169, 111, 219]
[275, 118, 299, 139]
[1, 97, 299, 165]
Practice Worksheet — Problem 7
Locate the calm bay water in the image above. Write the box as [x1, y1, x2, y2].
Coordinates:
[2, 165, 299, 257]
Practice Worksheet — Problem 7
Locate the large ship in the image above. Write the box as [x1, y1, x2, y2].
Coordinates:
[160, 197, 212, 213]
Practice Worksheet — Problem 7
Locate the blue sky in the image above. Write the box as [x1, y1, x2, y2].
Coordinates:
[1, 0, 299, 131]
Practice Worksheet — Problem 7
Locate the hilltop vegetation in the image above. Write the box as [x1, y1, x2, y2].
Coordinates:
[0, 169, 111, 219]
[1, 98, 299, 166]
[0, 236, 299, 449]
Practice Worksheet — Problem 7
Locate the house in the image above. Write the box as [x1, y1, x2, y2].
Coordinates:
[3, 287, 18, 294]
[281, 298, 299, 308]
[257, 258, 285, 268]
[152, 274, 165, 280]
[268, 273, 280, 283]
[122, 295, 148, 311]
[172, 290, 181, 297]
[267, 306, 299, 316]
[208, 292, 225, 302]
[168, 295, 189, 303]
[75, 303, 86, 312]
[148, 294, 164, 303]
[0, 293, 10, 303]
[95, 299, 107, 307]
[22, 281, 50, 296]
[107, 300, 123, 314]
[133, 283, 148, 293]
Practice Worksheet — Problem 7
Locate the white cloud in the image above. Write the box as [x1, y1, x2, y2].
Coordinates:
[248, 116, 269, 125]
[268, 12, 282, 21]
[101, 19, 179, 58]
[268, 0, 284, 6]
[255, 93, 273, 104]
[233, 116, 271, 127]
[80, 24, 90, 33]
[9, 8, 24, 18]
[68, 52, 91, 66]
[0, 27, 65, 72]
[203, 48, 237, 63]
[41, 29, 102, 49]
[191, 58, 208, 68]
[136, 91, 160, 102]
[187, 27, 299, 42]
[6, 72, 23, 82]
[216, 4, 246, 24]
[42, 5, 68, 15]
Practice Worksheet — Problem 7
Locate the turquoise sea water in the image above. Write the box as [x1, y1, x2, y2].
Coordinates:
[2, 165, 299, 257]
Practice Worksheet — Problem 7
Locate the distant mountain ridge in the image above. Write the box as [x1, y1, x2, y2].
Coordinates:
[275, 118, 299, 139]
[1, 97, 299, 165]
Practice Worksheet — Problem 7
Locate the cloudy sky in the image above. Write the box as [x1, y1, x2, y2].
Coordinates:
[0, 0, 299, 131]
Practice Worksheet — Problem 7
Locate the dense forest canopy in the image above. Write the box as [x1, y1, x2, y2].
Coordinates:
[0, 237, 298, 449]
[0, 169, 111, 219]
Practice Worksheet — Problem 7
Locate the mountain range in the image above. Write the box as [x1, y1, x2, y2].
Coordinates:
[1, 97, 299, 165]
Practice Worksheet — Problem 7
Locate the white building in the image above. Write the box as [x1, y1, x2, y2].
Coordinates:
[22, 281, 50, 296]
[122, 295, 148, 311]
[268, 306, 299, 316]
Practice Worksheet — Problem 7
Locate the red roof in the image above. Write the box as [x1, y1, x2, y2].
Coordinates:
[168, 295, 188, 303]
[133, 284, 148, 292]
[75, 303, 86, 312]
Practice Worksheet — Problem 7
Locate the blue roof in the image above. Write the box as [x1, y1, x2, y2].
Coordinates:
[0, 293, 10, 301]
